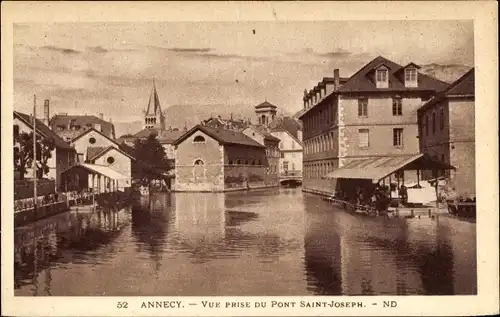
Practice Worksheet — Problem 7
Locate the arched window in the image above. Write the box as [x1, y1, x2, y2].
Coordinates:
[244, 160, 249, 165]
[194, 159, 204, 165]
[261, 115, 266, 125]
[193, 135, 205, 143]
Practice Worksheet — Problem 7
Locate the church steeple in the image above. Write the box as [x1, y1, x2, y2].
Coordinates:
[143, 80, 165, 130]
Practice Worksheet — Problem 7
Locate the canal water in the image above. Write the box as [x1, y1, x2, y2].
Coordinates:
[14, 188, 476, 296]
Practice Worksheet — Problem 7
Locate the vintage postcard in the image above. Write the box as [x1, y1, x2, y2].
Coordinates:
[1, 1, 498, 316]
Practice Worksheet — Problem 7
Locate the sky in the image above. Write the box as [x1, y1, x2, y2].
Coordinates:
[13, 20, 474, 123]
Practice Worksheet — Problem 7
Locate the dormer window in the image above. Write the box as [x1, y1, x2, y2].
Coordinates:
[375, 68, 388, 88]
[405, 68, 418, 87]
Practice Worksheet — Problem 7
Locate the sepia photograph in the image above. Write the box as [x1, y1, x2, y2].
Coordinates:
[2, 1, 498, 316]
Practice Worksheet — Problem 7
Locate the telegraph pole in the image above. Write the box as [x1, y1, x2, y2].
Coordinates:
[33, 95, 37, 213]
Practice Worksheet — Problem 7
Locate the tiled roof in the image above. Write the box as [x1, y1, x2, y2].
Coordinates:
[255, 101, 277, 109]
[133, 128, 186, 144]
[87, 146, 107, 161]
[202, 117, 250, 131]
[145, 81, 163, 116]
[269, 116, 302, 139]
[14, 111, 74, 150]
[418, 68, 474, 113]
[250, 125, 281, 143]
[172, 125, 265, 148]
[337, 56, 449, 93]
[445, 68, 474, 96]
[50, 114, 115, 140]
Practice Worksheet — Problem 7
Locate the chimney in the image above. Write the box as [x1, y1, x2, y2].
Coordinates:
[333, 68, 340, 91]
[303, 89, 308, 109]
[43, 99, 50, 126]
[99, 113, 104, 120]
[297, 129, 303, 142]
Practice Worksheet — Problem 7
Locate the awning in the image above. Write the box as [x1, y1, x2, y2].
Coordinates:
[322, 154, 454, 183]
[61, 163, 130, 180]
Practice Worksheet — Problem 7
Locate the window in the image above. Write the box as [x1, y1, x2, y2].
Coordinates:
[194, 159, 204, 165]
[376, 68, 388, 88]
[89, 137, 96, 144]
[439, 108, 445, 130]
[393, 128, 403, 147]
[441, 154, 445, 162]
[14, 125, 19, 138]
[193, 135, 205, 143]
[229, 160, 233, 165]
[107, 156, 115, 164]
[358, 98, 368, 117]
[432, 112, 436, 134]
[392, 98, 402, 116]
[244, 160, 248, 165]
[358, 129, 369, 148]
[281, 152, 285, 158]
[283, 161, 289, 171]
[405, 68, 418, 87]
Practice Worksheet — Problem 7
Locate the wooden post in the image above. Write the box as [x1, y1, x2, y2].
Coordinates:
[434, 169, 439, 208]
[417, 169, 420, 187]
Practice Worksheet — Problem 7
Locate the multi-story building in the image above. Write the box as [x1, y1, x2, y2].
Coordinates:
[50, 100, 116, 143]
[299, 56, 449, 195]
[270, 128, 303, 176]
[417, 68, 475, 198]
[172, 125, 274, 192]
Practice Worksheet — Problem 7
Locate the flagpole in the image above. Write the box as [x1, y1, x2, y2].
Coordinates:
[33, 94, 37, 213]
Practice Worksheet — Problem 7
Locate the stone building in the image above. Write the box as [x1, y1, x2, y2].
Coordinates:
[70, 127, 133, 189]
[172, 125, 274, 192]
[298, 56, 449, 195]
[417, 68, 475, 198]
[242, 125, 281, 181]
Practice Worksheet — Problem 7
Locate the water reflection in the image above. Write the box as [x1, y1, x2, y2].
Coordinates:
[302, 196, 476, 295]
[14, 206, 131, 295]
[14, 189, 476, 296]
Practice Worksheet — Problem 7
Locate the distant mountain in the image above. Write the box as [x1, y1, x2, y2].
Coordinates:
[419, 63, 472, 84]
[114, 120, 143, 138]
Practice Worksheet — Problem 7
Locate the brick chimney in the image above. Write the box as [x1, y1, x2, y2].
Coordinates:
[333, 68, 340, 91]
[43, 99, 50, 126]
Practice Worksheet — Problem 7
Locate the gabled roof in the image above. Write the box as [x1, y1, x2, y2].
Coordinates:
[445, 68, 475, 96]
[89, 145, 135, 161]
[87, 146, 107, 161]
[338, 56, 449, 93]
[50, 114, 115, 139]
[255, 101, 277, 109]
[244, 125, 281, 143]
[172, 125, 265, 148]
[145, 81, 163, 116]
[270, 128, 303, 147]
[269, 116, 302, 139]
[418, 68, 475, 113]
[71, 127, 119, 147]
[14, 111, 74, 150]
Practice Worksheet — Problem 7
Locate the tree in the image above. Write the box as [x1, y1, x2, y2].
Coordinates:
[132, 134, 169, 185]
[14, 131, 56, 180]
[14, 131, 34, 180]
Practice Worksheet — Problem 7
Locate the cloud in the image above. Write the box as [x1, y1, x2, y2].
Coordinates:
[167, 47, 212, 53]
[41, 45, 81, 54]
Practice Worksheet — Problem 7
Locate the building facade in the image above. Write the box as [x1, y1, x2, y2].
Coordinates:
[242, 126, 280, 183]
[418, 68, 475, 198]
[71, 128, 133, 189]
[270, 130, 303, 176]
[299, 56, 449, 195]
[14, 111, 77, 190]
[172, 125, 274, 192]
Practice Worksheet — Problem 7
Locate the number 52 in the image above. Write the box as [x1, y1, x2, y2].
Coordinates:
[117, 301, 128, 309]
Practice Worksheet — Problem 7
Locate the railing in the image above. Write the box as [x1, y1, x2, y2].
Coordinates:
[280, 171, 302, 177]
